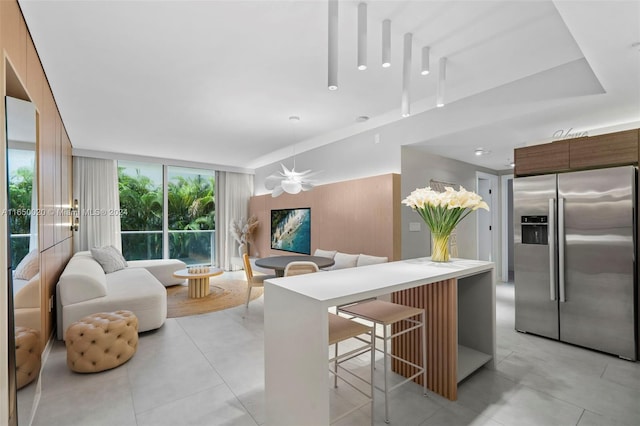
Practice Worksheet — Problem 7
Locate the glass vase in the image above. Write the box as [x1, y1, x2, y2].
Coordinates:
[431, 232, 451, 262]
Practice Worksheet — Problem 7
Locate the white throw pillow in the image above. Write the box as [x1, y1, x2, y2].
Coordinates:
[313, 249, 337, 259]
[109, 245, 128, 267]
[357, 254, 388, 267]
[332, 252, 359, 270]
[14, 249, 39, 280]
[91, 246, 127, 274]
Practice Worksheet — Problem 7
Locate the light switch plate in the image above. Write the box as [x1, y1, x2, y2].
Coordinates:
[409, 222, 421, 232]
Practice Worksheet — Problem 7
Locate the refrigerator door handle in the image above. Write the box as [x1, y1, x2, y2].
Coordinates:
[548, 198, 556, 301]
[558, 197, 566, 302]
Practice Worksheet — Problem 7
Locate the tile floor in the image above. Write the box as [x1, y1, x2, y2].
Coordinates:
[21, 272, 640, 426]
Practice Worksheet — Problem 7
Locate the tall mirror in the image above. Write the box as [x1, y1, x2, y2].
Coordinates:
[6, 92, 40, 425]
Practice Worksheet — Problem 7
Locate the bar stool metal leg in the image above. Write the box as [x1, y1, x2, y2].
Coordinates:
[383, 323, 390, 424]
[328, 314, 375, 425]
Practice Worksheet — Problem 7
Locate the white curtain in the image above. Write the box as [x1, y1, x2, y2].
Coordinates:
[73, 157, 122, 252]
[215, 171, 253, 271]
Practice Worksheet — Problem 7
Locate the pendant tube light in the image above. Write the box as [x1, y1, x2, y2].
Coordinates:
[382, 19, 391, 68]
[401, 32, 412, 117]
[328, 0, 339, 90]
[421, 46, 430, 75]
[357, 3, 367, 70]
[437, 56, 447, 107]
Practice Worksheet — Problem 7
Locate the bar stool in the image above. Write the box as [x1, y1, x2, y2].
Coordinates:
[284, 262, 375, 424]
[328, 313, 375, 425]
[338, 300, 427, 424]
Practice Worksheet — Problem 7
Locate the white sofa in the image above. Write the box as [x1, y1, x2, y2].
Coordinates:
[313, 249, 389, 270]
[127, 259, 187, 287]
[56, 252, 172, 339]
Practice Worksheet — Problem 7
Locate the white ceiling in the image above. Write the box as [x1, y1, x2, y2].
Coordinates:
[17, 0, 640, 172]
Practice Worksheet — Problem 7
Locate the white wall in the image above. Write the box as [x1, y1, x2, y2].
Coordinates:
[401, 147, 498, 262]
[254, 126, 401, 195]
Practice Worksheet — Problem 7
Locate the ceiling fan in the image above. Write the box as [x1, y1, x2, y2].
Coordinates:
[265, 116, 319, 197]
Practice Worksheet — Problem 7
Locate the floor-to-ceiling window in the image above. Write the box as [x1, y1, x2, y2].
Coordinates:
[118, 161, 164, 260]
[167, 166, 215, 265]
[118, 161, 215, 265]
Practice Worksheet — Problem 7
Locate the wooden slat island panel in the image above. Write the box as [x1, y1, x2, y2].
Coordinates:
[264, 258, 495, 425]
[392, 278, 458, 399]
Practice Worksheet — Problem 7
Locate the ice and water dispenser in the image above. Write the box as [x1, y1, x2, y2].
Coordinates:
[521, 215, 548, 245]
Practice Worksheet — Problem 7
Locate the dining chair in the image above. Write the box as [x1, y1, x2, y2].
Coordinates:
[242, 253, 276, 308]
[283, 261, 320, 276]
[284, 261, 375, 425]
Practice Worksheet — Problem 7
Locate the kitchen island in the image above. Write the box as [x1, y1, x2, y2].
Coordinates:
[264, 257, 495, 426]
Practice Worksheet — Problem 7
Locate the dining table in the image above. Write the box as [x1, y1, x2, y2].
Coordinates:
[254, 255, 335, 277]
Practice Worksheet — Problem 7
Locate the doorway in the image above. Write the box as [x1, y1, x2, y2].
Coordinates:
[476, 172, 498, 262]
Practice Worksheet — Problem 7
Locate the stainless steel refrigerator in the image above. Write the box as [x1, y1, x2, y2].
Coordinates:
[514, 165, 637, 360]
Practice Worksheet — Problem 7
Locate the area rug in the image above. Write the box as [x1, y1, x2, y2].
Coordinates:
[166, 278, 263, 318]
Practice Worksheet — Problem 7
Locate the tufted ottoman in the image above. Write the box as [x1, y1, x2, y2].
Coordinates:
[15, 326, 41, 389]
[65, 310, 138, 373]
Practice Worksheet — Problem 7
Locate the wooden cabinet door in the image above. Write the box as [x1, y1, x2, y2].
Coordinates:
[514, 140, 570, 176]
[570, 129, 638, 169]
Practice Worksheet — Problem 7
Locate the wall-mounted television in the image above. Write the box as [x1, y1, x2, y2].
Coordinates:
[271, 208, 311, 255]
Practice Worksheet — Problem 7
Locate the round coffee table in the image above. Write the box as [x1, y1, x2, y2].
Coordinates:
[172, 267, 223, 298]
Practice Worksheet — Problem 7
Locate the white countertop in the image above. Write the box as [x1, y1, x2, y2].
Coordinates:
[264, 257, 494, 305]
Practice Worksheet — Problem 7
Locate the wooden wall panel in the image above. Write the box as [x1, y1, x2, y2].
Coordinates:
[53, 117, 59, 244]
[2, 0, 74, 351]
[0, 0, 27, 79]
[514, 140, 570, 177]
[38, 94, 56, 250]
[26, 34, 44, 108]
[249, 174, 400, 261]
[569, 129, 638, 170]
[62, 132, 72, 240]
[40, 246, 56, 348]
[392, 279, 458, 400]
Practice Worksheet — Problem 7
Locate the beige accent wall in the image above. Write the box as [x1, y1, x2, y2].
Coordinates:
[249, 173, 401, 261]
[1, 2, 74, 419]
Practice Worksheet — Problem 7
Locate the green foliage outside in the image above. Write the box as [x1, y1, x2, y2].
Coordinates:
[8, 167, 33, 269]
[118, 167, 215, 264]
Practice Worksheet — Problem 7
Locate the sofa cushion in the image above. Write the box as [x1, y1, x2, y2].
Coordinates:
[313, 249, 337, 259]
[332, 252, 359, 270]
[127, 259, 186, 286]
[357, 254, 388, 267]
[58, 257, 108, 306]
[14, 249, 39, 280]
[91, 246, 127, 273]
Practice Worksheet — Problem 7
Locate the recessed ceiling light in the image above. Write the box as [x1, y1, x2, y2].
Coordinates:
[356, 116, 369, 122]
[475, 148, 491, 156]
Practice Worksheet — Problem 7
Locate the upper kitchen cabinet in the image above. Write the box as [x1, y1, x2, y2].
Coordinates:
[514, 140, 570, 176]
[569, 129, 639, 170]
